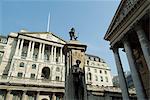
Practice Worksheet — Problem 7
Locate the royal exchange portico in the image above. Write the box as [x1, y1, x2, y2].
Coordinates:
[104, 0, 150, 100]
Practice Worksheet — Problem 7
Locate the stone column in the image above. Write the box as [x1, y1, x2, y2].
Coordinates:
[6, 90, 11, 100]
[60, 47, 63, 63]
[51, 46, 54, 62]
[62, 55, 65, 63]
[134, 24, 150, 71]
[36, 91, 40, 100]
[52, 93, 56, 100]
[112, 47, 129, 100]
[123, 37, 147, 99]
[30, 41, 35, 59]
[41, 44, 45, 61]
[22, 91, 27, 100]
[19, 39, 24, 57]
[54, 46, 56, 62]
[15, 38, 20, 56]
[27, 41, 32, 59]
[38, 43, 42, 61]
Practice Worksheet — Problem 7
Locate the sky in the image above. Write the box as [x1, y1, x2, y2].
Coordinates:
[0, 0, 130, 75]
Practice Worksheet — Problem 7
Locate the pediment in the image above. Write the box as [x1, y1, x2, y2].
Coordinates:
[105, 0, 138, 39]
[20, 32, 66, 44]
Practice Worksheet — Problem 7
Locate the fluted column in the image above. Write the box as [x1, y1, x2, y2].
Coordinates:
[134, 24, 150, 71]
[60, 47, 63, 63]
[52, 93, 56, 100]
[112, 47, 129, 100]
[19, 39, 24, 57]
[51, 46, 54, 62]
[38, 43, 42, 61]
[22, 91, 27, 100]
[41, 44, 45, 61]
[123, 37, 147, 99]
[54, 46, 56, 62]
[36, 91, 40, 100]
[30, 41, 35, 59]
[27, 41, 32, 59]
[6, 90, 11, 100]
[15, 38, 20, 56]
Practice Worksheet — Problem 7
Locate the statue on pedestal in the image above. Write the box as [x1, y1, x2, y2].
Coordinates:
[69, 28, 78, 40]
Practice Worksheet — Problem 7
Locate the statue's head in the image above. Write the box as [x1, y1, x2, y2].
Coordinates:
[71, 27, 75, 33]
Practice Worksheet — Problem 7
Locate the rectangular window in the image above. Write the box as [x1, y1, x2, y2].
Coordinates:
[17, 73, 23, 78]
[30, 74, 35, 79]
[100, 76, 103, 82]
[99, 70, 102, 74]
[56, 76, 60, 81]
[95, 75, 98, 81]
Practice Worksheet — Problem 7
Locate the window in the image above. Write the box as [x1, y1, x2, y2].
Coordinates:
[95, 75, 98, 81]
[99, 70, 102, 74]
[30, 74, 35, 79]
[56, 67, 60, 72]
[20, 62, 24, 67]
[17, 72, 23, 78]
[105, 77, 108, 82]
[100, 76, 103, 82]
[56, 76, 60, 81]
[87, 60, 89, 65]
[105, 71, 107, 74]
[89, 57, 91, 60]
[88, 73, 92, 81]
[32, 64, 36, 69]
[0, 52, 4, 65]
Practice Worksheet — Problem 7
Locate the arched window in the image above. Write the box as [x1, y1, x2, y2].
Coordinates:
[20, 62, 24, 67]
[56, 67, 60, 72]
[41, 67, 50, 79]
[32, 64, 36, 69]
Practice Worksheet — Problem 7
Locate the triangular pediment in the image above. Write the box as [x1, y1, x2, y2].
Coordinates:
[105, 0, 130, 39]
[19, 32, 66, 44]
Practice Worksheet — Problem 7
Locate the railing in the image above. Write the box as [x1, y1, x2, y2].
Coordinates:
[0, 75, 65, 88]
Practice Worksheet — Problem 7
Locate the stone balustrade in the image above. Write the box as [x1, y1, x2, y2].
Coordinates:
[0, 75, 64, 88]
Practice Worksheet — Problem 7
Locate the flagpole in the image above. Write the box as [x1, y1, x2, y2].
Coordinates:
[47, 12, 50, 32]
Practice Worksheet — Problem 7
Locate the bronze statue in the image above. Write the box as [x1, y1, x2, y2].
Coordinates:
[69, 28, 78, 40]
[72, 60, 84, 100]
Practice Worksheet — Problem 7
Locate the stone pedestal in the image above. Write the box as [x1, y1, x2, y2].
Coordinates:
[63, 40, 87, 100]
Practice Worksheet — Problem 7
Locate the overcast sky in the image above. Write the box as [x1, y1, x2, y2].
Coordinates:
[0, 0, 130, 75]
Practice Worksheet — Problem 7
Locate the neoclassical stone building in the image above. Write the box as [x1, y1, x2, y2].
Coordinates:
[0, 30, 113, 100]
[104, 0, 150, 100]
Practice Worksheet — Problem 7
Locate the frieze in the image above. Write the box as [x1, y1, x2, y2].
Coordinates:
[113, 0, 139, 31]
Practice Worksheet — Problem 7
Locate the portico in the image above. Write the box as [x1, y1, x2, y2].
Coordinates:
[14, 35, 64, 64]
[104, 0, 150, 99]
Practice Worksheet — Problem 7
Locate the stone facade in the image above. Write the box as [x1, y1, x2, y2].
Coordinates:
[0, 31, 114, 100]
